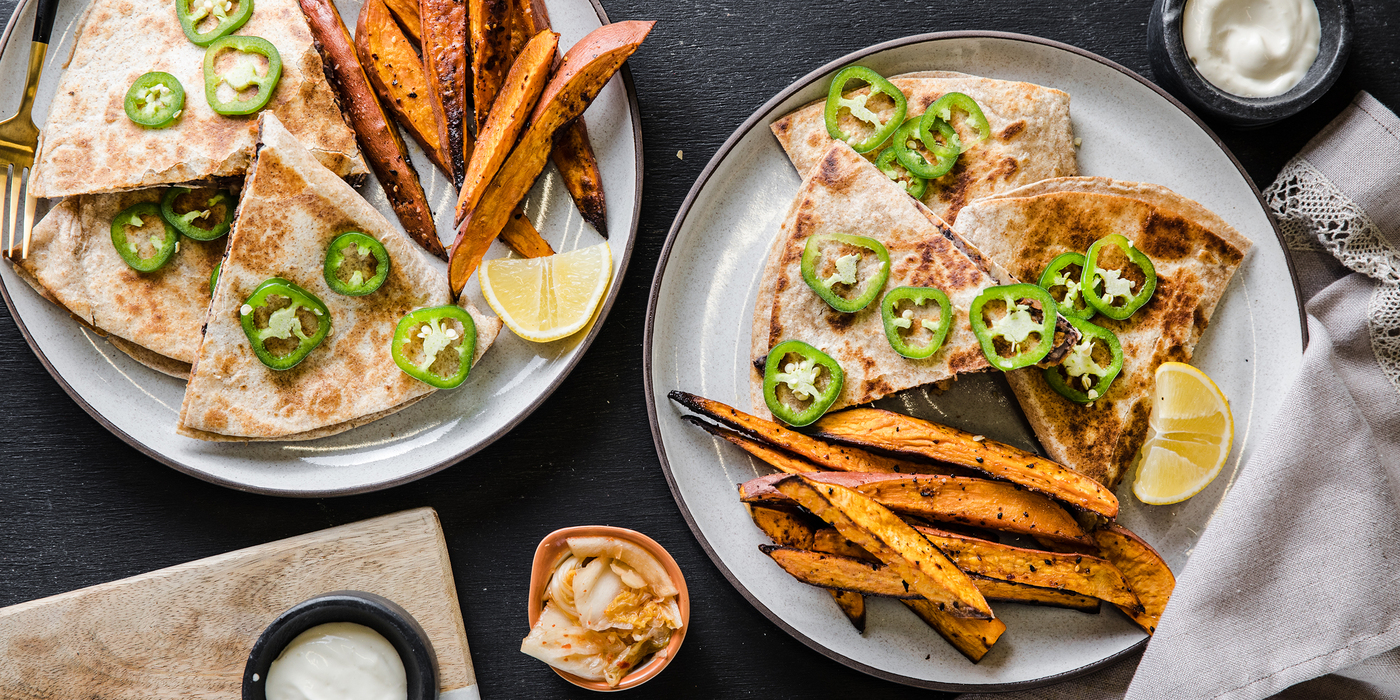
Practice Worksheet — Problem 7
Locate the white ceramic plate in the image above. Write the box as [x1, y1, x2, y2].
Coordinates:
[645, 32, 1305, 691]
[0, 0, 641, 495]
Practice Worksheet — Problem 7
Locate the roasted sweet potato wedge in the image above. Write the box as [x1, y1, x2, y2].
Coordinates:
[749, 505, 817, 549]
[685, 416, 823, 474]
[420, 0, 471, 185]
[914, 526, 1142, 611]
[738, 471, 1092, 548]
[749, 506, 863, 631]
[552, 118, 608, 235]
[356, 0, 453, 176]
[670, 392, 950, 475]
[448, 20, 653, 292]
[469, 0, 513, 130]
[811, 408, 1119, 519]
[1093, 524, 1175, 634]
[382, 0, 422, 45]
[499, 207, 553, 258]
[855, 473, 1093, 549]
[764, 544, 1100, 612]
[455, 29, 558, 228]
[300, 0, 443, 259]
[811, 526, 880, 562]
[775, 475, 992, 620]
[831, 589, 866, 633]
[904, 600, 1005, 663]
[510, 0, 608, 235]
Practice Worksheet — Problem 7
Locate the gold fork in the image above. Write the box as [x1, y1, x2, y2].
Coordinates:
[0, 0, 60, 260]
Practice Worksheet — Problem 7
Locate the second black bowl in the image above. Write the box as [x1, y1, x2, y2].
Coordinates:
[1148, 0, 1354, 128]
[242, 591, 439, 700]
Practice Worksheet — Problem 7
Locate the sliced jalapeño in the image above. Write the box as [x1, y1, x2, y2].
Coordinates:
[392, 305, 477, 389]
[161, 186, 235, 241]
[1044, 316, 1124, 403]
[1082, 234, 1157, 320]
[800, 233, 891, 313]
[880, 286, 952, 360]
[763, 340, 844, 427]
[204, 35, 282, 115]
[823, 66, 907, 154]
[968, 283, 1058, 371]
[324, 232, 391, 296]
[239, 278, 331, 370]
[110, 202, 178, 272]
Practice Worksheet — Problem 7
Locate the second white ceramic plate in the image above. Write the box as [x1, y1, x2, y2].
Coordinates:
[645, 32, 1304, 691]
[0, 0, 641, 495]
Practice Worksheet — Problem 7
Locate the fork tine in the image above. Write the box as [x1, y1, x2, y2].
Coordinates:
[21, 170, 36, 260]
[5, 168, 19, 260]
[1, 166, 11, 259]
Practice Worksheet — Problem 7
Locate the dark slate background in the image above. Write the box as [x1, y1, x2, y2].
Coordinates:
[2, 0, 1399, 697]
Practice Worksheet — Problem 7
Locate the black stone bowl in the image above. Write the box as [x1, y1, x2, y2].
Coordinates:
[1148, 0, 1354, 128]
[242, 591, 439, 700]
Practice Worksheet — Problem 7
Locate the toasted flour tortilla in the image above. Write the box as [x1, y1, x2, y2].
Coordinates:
[770, 71, 1078, 224]
[177, 114, 500, 441]
[751, 141, 1080, 416]
[13, 190, 227, 372]
[29, 0, 365, 198]
[951, 177, 1251, 487]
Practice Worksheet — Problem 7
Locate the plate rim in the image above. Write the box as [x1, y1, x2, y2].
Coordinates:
[642, 30, 1305, 691]
[0, 0, 645, 498]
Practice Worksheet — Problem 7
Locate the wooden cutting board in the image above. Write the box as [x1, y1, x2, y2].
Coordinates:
[0, 507, 478, 699]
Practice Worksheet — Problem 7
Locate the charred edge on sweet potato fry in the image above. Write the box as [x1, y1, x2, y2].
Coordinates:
[810, 408, 1120, 519]
[668, 391, 946, 475]
[300, 0, 443, 259]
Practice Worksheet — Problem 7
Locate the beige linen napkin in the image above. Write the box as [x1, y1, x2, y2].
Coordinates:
[963, 92, 1400, 700]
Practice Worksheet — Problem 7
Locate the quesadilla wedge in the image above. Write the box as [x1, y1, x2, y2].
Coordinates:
[951, 177, 1251, 486]
[770, 71, 1078, 224]
[12, 191, 228, 375]
[177, 113, 500, 441]
[750, 141, 1076, 417]
[29, 0, 366, 198]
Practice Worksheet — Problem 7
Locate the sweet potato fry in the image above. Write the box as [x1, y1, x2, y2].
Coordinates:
[968, 575, 1100, 612]
[856, 473, 1093, 549]
[738, 471, 1092, 548]
[420, 0, 471, 185]
[469, 0, 513, 130]
[775, 475, 992, 620]
[455, 30, 558, 228]
[299, 0, 443, 259]
[684, 416, 823, 474]
[448, 20, 653, 292]
[670, 392, 950, 475]
[764, 544, 1100, 612]
[811, 408, 1120, 519]
[552, 118, 608, 235]
[499, 207, 553, 258]
[751, 505, 864, 631]
[511, 0, 609, 235]
[1093, 524, 1175, 634]
[831, 590, 866, 633]
[748, 505, 817, 549]
[904, 600, 1005, 664]
[811, 527, 880, 562]
[356, 0, 453, 176]
[382, 0, 421, 45]
[914, 526, 1142, 611]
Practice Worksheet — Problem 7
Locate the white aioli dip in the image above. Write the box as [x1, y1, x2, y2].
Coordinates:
[1182, 0, 1321, 97]
[265, 622, 408, 700]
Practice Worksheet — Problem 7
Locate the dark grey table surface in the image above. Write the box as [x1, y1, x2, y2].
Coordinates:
[2, 0, 1399, 697]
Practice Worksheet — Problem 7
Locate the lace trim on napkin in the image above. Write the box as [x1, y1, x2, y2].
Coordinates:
[1265, 157, 1400, 393]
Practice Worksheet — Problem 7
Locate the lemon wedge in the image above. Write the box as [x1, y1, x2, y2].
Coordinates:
[1131, 362, 1234, 505]
[479, 242, 612, 342]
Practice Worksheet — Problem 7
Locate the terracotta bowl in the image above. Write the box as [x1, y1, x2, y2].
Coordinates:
[527, 526, 690, 691]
